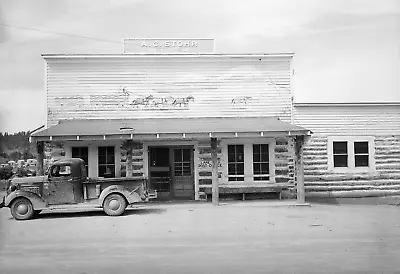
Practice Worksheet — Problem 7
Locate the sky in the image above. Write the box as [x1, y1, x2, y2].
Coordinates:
[0, 0, 399, 133]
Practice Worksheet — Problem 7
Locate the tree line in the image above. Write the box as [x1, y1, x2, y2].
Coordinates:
[0, 131, 35, 164]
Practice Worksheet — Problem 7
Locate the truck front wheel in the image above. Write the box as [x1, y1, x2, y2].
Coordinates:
[103, 193, 127, 216]
[10, 197, 35, 221]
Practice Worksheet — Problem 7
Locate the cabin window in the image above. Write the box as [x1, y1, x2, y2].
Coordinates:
[354, 141, 369, 167]
[328, 137, 375, 172]
[98, 146, 115, 178]
[333, 141, 348, 167]
[228, 145, 245, 181]
[72, 147, 89, 171]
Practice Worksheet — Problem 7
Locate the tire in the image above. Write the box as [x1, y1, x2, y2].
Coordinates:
[103, 193, 127, 216]
[10, 198, 35, 221]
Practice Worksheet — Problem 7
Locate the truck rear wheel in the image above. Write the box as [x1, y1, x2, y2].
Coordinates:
[103, 193, 127, 216]
[10, 197, 35, 221]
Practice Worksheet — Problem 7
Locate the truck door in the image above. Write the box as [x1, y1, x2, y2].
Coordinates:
[45, 164, 76, 205]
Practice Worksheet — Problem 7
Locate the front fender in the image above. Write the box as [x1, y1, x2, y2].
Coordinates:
[99, 185, 142, 206]
[5, 191, 47, 210]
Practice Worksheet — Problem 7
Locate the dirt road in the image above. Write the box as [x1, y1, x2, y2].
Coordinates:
[1, 201, 400, 274]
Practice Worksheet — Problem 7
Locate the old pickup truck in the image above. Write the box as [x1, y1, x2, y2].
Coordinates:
[0, 158, 156, 220]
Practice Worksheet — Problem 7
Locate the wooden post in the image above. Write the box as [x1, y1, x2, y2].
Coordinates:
[211, 137, 219, 206]
[126, 140, 133, 178]
[36, 141, 45, 176]
[295, 135, 305, 204]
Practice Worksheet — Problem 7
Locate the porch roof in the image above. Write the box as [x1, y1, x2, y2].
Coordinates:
[31, 117, 311, 141]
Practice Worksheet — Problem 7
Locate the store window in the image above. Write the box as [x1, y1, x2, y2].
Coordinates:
[226, 141, 273, 183]
[72, 147, 89, 171]
[253, 144, 270, 181]
[228, 145, 245, 181]
[98, 146, 115, 178]
[328, 137, 374, 172]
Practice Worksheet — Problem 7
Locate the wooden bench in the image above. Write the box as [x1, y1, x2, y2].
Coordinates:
[200, 185, 286, 201]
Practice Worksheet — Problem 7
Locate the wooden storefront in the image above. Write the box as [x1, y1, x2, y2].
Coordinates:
[31, 48, 311, 203]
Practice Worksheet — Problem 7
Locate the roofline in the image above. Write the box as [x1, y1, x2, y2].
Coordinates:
[294, 102, 400, 107]
[41, 53, 295, 59]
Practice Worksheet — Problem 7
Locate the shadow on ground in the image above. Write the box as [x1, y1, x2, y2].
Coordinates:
[307, 196, 400, 206]
[8, 207, 167, 221]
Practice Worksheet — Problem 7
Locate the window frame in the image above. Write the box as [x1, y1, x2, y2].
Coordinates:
[222, 138, 275, 184]
[98, 146, 116, 178]
[328, 136, 375, 173]
[227, 144, 245, 182]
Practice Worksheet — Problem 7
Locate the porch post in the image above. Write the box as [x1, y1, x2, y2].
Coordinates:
[126, 140, 133, 178]
[295, 135, 305, 204]
[36, 141, 45, 176]
[211, 137, 219, 206]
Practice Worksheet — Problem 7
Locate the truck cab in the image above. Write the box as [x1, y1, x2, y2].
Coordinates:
[0, 158, 156, 220]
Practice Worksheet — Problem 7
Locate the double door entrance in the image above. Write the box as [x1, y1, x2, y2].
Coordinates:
[148, 146, 194, 200]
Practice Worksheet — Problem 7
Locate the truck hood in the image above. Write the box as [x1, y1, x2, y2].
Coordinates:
[11, 176, 47, 186]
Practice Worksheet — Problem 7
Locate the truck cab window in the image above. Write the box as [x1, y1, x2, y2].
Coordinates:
[50, 165, 72, 177]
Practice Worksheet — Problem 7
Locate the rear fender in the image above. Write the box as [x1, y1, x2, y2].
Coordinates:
[5, 191, 47, 210]
[99, 185, 142, 206]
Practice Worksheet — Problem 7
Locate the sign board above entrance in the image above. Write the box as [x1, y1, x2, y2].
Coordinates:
[123, 38, 215, 53]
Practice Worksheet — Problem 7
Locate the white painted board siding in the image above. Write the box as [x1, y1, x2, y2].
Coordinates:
[45, 55, 293, 127]
[293, 105, 400, 135]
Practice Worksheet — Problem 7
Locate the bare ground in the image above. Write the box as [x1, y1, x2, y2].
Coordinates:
[0, 200, 400, 274]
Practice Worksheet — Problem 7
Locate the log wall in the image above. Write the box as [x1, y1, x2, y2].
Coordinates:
[303, 135, 400, 198]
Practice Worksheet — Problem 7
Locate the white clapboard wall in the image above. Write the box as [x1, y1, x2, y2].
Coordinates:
[293, 104, 400, 136]
[44, 54, 293, 127]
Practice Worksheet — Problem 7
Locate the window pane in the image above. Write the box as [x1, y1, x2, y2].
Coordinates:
[98, 147, 107, 155]
[98, 166, 106, 177]
[228, 145, 235, 154]
[334, 155, 348, 167]
[107, 146, 115, 155]
[253, 163, 260, 174]
[260, 144, 268, 154]
[354, 142, 368, 154]
[261, 163, 269, 174]
[236, 163, 244, 175]
[98, 155, 107, 165]
[253, 152, 260, 162]
[174, 149, 182, 162]
[72, 147, 79, 156]
[228, 152, 236, 162]
[355, 155, 369, 167]
[229, 176, 244, 181]
[59, 165, 71, 175]
[333, 142, 347, 154]
[183, 149, 191, 161]
[261, 152, 269, 162]
[236, 153, 244, 162]
[228, 163, 236, 175]
[107, 155, 115, 164]
[254, 176, 269, 181]
[236, 145, 244, 154]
